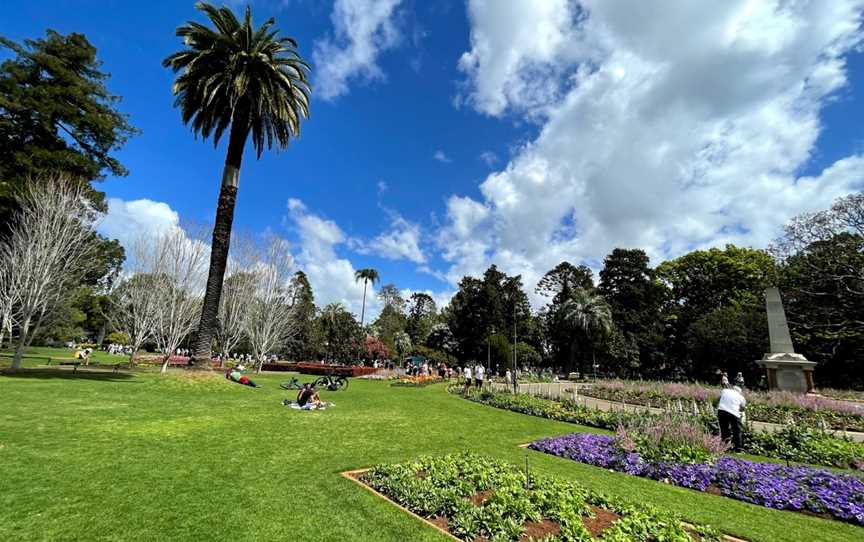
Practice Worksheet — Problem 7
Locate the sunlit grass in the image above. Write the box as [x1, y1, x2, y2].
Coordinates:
[0, 368, 860, 542]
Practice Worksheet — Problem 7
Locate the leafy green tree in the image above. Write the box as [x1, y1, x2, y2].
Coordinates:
[656, 244, 775, 377]
[514, 342, 541, 369]
[163, 2, 311, 364]
[406, 292, 436, 345]
[426, 322, 457, 362]
[372, 284, 406, 349]
[779, 232, 864, 388]
[487, 333, 512, 371]
[656, 245, 776, 319]
[447, 265, 531, 362]
[535, 261, 594, 303]
[598, 248, 666, 377]
[0, 30, 138, 237]
[37, 235, 125, 345]
[284, 270, 317, 360]
[536, 262, 594, 371]
[354, 268, 379, 326]
[316, 303, 362, 363]
[687, 303, 767, 382]
[558, 288, 613, 376]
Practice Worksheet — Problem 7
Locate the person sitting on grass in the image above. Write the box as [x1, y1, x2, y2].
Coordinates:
[296, 383, 324, 409]
[226, 364, 261, 388]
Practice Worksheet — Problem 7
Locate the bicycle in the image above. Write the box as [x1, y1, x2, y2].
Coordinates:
[313, 374, 349, 391]
[280, 377, 309, 390]
[280, 374, 349, 391]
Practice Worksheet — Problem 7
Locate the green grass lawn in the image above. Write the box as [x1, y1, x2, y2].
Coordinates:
[1, 368, 861, 542]
[0, 346, 126, 367]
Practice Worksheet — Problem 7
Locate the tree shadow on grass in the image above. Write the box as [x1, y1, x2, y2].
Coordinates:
[0, 367, 139, 382]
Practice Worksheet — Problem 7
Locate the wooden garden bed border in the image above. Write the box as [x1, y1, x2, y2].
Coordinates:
[341, 468, 460, 541]
[343, 464, 748, 542]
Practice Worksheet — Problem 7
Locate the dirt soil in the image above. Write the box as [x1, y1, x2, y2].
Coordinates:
[519, 519, 561, 541]
[469, 490, 493, 506]
[582, 505, 621, 538]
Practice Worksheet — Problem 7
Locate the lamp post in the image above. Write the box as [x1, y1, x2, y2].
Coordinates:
[512, 301, 518, 394]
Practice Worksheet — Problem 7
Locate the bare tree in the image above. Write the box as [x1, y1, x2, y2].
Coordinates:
[108, 235, 173, 366]
[0, 179, 99, 370]
[215, 235, 258, 365]
[0, 261, 18, 350]
[131, 227, 209, 374]
[244, 236, 298, 373]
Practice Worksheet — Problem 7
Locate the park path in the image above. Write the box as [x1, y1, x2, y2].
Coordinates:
[489, 382, 864, 442]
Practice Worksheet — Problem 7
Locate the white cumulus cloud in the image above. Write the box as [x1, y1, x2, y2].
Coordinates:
[286, 198, 379, 318]
[313, 0, 403, 100]
[99, 198, 181, 249]
[441, 0, 864, 308]
[352, 213, 426, 263]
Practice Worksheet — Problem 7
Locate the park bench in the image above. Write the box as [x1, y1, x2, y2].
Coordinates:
[58, 361, 82, 373]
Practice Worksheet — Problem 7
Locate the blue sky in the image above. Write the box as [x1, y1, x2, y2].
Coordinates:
[4, 1, 864, 319]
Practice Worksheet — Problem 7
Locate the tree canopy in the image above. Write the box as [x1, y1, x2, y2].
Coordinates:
[0, 30, 138, 235]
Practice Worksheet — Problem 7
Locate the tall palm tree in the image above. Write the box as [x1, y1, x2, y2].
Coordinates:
[354, 268, 379, 326]
[163, 3, 311, 366]
[559, 288, 613, 377]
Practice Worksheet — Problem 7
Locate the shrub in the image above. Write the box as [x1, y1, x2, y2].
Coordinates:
[617, 417, 729, 465]
[746, 423, 864, 470]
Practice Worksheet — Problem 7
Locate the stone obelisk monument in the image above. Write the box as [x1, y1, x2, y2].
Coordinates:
[756, 287, 816, 393]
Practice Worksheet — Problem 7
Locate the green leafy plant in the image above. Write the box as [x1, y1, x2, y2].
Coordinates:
[361, 452, 723, 542]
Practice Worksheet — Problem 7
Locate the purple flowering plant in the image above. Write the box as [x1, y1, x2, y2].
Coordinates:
[530, 432, 864, 525]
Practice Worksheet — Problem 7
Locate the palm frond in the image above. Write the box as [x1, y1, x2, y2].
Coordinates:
[163, 1, 311, 155]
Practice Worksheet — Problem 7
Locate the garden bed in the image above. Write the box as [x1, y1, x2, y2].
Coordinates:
[581, 381, 864, 432]
[449, 386, 864, 471]
[529, 433, 864, 527]
[349, 452, 733, 541]
[390, 375, 445, 387]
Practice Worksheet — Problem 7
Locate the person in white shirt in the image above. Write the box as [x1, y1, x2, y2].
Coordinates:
[717, 386, 747, 451]
[463, 365, 472, 392]
[475, 364, 485, 389]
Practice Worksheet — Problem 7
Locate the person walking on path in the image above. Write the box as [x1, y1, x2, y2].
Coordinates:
[717, 385, 746, 451]
[463, 365, 472, 393]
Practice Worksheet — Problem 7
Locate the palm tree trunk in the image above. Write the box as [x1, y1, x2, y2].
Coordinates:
[191, 113, 250, 368]
[360, 279, 368, 326]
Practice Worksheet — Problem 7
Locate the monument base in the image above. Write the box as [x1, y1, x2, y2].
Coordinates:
[757, 353, 816, 393]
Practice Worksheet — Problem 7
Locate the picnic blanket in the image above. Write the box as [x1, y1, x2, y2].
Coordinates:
[282, 400, 334, 410]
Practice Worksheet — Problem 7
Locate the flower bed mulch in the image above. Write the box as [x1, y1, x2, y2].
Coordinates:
[345, 452, 735, 541]
[529, 433, 864, 526]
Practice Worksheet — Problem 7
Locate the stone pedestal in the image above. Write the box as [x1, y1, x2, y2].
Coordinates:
[757, 353, 817, 393]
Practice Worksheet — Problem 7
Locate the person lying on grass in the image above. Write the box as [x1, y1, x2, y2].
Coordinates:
[225, 364, 261, 388]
